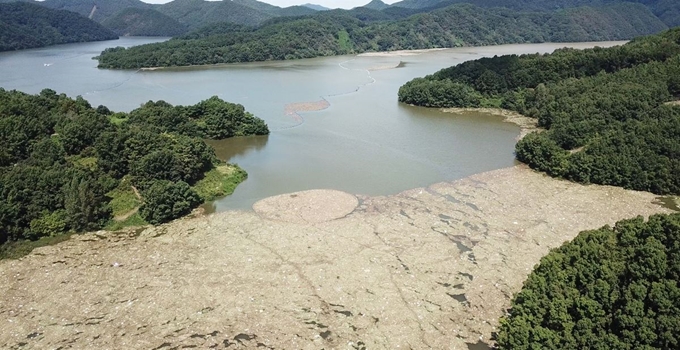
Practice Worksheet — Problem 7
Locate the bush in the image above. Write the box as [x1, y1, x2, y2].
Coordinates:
[139, 181, 202, 225]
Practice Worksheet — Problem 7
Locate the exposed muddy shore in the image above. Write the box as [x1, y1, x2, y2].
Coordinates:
[1, 109, 676, 349]
[442, 107, 541, 141]
[0, 163, 674, 349]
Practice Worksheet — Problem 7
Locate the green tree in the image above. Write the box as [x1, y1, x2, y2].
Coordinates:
[130, 149, 184, 189]
[63, 173, 111, 232]
[139, 180, 202, 225]
[497, 214, 680, 350]
[29, 210, 68, 239]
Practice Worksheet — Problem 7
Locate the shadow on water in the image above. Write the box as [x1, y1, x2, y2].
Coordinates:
[201, 201, 217, 215]
[205, 135, 269, 162]
[466, 341, 492, 350]
[653, 196, 680, 212]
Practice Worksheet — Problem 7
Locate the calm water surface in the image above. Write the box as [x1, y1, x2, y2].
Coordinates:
[0, 38, 625, 210]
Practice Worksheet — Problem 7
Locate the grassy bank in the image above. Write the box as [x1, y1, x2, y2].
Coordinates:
[193, 164, 247, 201]
[107, 177, 141, 217]
[0, 233, 74, 260]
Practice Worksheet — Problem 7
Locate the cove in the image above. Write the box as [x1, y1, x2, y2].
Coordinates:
[0, 38, 625, 210]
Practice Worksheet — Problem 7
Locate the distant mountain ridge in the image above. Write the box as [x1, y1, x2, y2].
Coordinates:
[389, 0, 680, 26]
[0, 0, 324, 34]
[1, 0, 676, 41]
[0, 2, 117, 51]
[39, 0, 151, 22]
[102, 8, 187, 37]
[156, 0, 275, 29]
[302, 3, 330, 11]
[363, 0, 390, 10]
[97, 2, 668, 69]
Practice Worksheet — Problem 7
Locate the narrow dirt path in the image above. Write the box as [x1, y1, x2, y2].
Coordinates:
[113, 186, 143, 222]
[113, 207, 139, 222]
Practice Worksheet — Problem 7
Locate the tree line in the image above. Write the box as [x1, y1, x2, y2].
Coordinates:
[0, 89, 268, 244]
[95, 2, 666, 69]
[399, 28, 680, 195]
[497, 213, 680, 349]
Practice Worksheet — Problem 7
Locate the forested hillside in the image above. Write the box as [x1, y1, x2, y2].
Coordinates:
[0, 89, 268, 244]
[302, 3, 330, 11]
[102, 8, 188, 37]
[232, 0, 316, 16]
[497, 213, 680, 349]
[96, 3, 666, 69]
[40, 0, 151, 22]
[4, 0, 677, 37]
[0, 0, 319, 35]
[153, 0, 314, 29]
[156, 0, 275, 29]
[390, 0, 680, 27]
[399, 28, 680, 195]
[0, 2, 117, 51]
[363, 0, 390, 10]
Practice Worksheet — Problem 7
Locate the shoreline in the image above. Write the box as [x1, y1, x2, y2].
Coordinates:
[133, 41, 628, 71]
[1, 163, 674, 349]
[1, 76, 673, 348]
[442, 107, 541, 141]
[358, 48, 448, 57]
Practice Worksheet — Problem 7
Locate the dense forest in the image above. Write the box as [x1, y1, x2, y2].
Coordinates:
[156, 0, 275, 29]
[0, 89, 268, 244]
[0, 2, 117, 51]
[399, 28, 680, 195]
[35, 0, 152, 23]
[96, 2, 666, 69]
[497, 213, 680, 349]
[389, 0, 680, 27]
[0, 0, 319, 37]
[2, 0, 677, 41]
[102, 8, 188, 37]
[39, 0, 316, 29]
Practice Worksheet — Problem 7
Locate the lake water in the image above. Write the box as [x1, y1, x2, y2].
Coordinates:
[0, 38, 625, 210]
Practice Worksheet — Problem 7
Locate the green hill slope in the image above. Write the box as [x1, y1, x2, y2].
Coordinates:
[390, 0, 448, 9]
[277, 5, 319, 16]
[102, 8, 188, 37]
[231, 0, 316, 16]
[0, 2, 118, 51]
[390, 0, 680, 27]
[156, 0, 274, 29]
[97, 3, 667, 69]
[40, 0, 151, 22]
[363, 0, 390, 10]
[302, 3, 331, 11]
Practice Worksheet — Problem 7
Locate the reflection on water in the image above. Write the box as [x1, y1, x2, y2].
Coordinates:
[205, 135, 269, 162]
[654, 196, 680, 212]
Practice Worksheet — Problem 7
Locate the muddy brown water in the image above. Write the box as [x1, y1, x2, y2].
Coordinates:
[0, 37, 625, 210]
